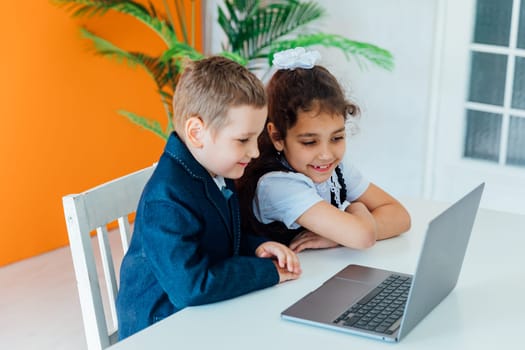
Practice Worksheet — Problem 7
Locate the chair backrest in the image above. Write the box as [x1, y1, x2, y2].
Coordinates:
[62, 164, 156, 350]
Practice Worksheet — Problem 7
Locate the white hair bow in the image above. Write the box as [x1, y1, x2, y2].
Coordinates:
[272, 47, 321, 70]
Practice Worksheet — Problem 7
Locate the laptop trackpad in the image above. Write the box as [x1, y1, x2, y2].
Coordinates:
[283, 278, 373, 323]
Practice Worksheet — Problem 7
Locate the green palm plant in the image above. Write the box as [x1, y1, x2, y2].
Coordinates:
[54, 0, 394, 140]
[218, 0, 393, 72]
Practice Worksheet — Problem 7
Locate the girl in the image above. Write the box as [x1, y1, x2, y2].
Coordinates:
[237, 48, 411, 253]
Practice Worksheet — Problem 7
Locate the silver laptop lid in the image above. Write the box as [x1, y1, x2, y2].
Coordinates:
[398, 183, 484, 339]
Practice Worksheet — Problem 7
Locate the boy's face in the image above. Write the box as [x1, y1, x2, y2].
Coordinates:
[199, 105, 267, 179]
[271, 110, 346, 184]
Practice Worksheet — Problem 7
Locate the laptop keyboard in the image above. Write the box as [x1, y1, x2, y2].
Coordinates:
[333, 274, 412, 334]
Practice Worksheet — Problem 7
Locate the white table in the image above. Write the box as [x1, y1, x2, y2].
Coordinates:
[109, 198, 525, 349]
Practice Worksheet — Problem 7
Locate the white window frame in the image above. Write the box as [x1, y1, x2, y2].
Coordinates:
[426, 0, 525, 215]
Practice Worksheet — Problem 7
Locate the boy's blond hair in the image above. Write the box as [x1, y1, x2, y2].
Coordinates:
[172, 56, 267, 137]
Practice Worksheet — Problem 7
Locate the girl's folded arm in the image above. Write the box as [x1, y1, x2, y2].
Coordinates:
[295, 200, 377, 249]
[355, 183, 411, 240]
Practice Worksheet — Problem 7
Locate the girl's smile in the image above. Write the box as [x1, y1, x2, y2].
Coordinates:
[270, 109, 346, 184]
[310, 162, 334, 173]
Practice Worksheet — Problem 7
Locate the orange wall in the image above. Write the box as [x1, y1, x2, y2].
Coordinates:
[0, 1, 202, 266]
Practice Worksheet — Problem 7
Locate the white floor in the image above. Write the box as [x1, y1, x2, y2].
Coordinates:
[1, 228, 126, 350]
[0, 245, 88, 349]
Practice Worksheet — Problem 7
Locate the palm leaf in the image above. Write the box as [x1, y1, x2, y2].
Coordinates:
[268, 34, 395, 71]
[234, 0, 260, 15]
[158, 90, 174, 108]
[80, 28, 169, 86]
[53, 0, 178, 46]
[217, 0, 241, 50]
[219, 0, 325, 59]
[217, 51, 248, 66]
[118, 110, 169, 140]
[81, 27, 196, 90]
[161, 43, 203, 85]
[161, 43, 203, 62]
[82, 27, 178, 123]
[158, 90, 174, 132]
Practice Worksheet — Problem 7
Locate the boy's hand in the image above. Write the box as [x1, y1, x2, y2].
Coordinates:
[255, 241, 301, 281]
[271, 261, 301, 283]
[289, 230, 339, 253]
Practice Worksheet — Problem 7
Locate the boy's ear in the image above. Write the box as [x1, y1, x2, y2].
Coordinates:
[267, 122, 284, 152]
[185, 116, 205, 148]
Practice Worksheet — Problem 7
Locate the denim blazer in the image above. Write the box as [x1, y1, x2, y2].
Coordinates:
[117, 132, 278, 340]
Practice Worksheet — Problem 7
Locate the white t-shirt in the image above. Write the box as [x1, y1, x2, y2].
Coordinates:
[252, 163, 369, 229]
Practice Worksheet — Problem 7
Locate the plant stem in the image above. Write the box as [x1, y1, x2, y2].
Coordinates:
[162, 0, 176, 40]
[174, 0, 189, 44]
[190, 0, 195, 48]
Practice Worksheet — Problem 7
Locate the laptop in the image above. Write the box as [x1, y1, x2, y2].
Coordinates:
[281, 183, 485, 342]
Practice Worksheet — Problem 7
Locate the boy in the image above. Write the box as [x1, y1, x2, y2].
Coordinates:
[116, 56, 301, 340]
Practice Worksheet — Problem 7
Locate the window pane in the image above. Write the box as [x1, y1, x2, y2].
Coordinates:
[473, 0, 513, 46]
[511, 57, 525, 110]
[464, 109, 502, 162]
[468, 52, 507, 105]
[506, 116, 525, 166]
[518, 0, 525, 49]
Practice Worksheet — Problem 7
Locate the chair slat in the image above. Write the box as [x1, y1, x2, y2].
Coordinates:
[64, 195, 110, 350]
[63, 163, 156, 350]
[96, 225, 119, 333]
[81, 166, 155, 230]
[117, 216, 132, 254]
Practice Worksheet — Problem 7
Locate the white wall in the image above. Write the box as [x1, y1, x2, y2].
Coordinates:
[318, 0, 438, 198]
[204, 0, 439, 199]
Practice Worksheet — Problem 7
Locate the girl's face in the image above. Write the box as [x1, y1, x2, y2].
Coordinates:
[269, 110, 346, 184]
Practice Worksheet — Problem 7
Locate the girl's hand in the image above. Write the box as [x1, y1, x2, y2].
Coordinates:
[289, 230, 340, 253]
[255, 241, 302, 280]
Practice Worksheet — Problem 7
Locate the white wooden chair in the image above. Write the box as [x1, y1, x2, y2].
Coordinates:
[62, 164, 156, 350]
